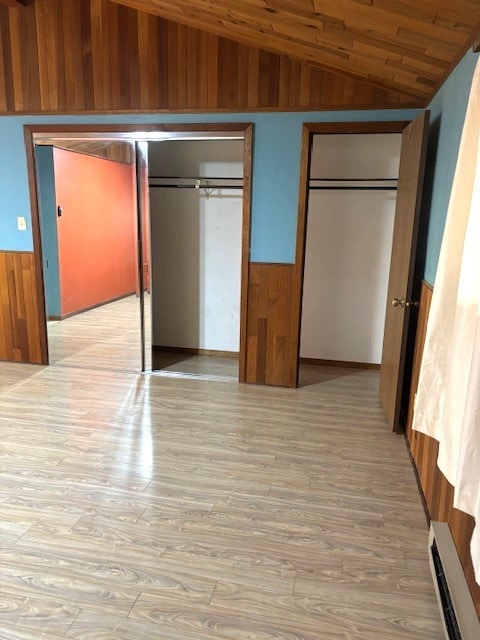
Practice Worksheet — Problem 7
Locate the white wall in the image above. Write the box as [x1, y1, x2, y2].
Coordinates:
[149, 140, 243, 352]
[300, 134, 402, 364]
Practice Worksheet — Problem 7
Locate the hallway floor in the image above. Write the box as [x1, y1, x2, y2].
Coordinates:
[0, 300, 442, 638]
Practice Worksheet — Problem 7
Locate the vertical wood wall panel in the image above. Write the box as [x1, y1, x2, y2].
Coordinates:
[406, 280, 480, 617]
[245, 263, 295, 387]
[0, 251, 44, 364]
[0, 0, 421, 114]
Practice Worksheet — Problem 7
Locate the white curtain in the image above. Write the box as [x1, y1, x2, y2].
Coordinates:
[412, 58, 480, 584]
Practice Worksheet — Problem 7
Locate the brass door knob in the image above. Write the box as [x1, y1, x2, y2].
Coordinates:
[392, 297, 419, 308]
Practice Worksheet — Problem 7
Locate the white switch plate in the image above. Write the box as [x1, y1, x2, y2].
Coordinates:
[17, 216, 27, 231]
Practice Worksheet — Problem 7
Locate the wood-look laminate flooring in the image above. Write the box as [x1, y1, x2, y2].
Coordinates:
[0, 300, 442, 638]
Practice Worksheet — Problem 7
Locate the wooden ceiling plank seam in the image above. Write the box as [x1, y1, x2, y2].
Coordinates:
[26, 1, 41, 109]
[80, 1, 96, 112]
[396, 26, 465, 53]
[286, 58, 299, 107]
[187, 26, 199, 109]
[373, 0, 437, 24]
[34, 0, 50, 110]
[327, 23, 451, 68]
[351, 40, 403, 65]
[55, 0, 67, 112]
[98, 0, 111, 110]
[167, 19, 179, 109]
[137, 9, 150, 108]
[196, 27, 207, 108]
[111, 2, 124, 110]
[386, 58, 441, 82]
[7, 3, 23, 110]
[236, 42, 248, 109]
[89, 0, 104, 110]
[0, 8, 8, 111]
[72, 0, 88, 111]
[277, 55, 290, 108]
[401, 54, 445, 75]
[423, 43, 467, 64]
[128, 3, 142, 110]
[178, 23, 189, 108]
[205, 31, 216, 109]
[156, 13, 168, 109]
[434, 15, 477, 33]
[312, 0, 470, 44]
[0, 5, 15, 112]
[62, 0, 79, 110]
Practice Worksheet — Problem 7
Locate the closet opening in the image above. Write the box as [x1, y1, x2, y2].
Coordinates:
[148, 137, 246, 380]
[33, 138, 141, 372]
[292, 116, 430, 433]
[299, 131, 402, 377]
[24, 124, 253, 380]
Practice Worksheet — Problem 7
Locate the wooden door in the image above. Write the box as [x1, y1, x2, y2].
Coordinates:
[379, 112, 430, 432]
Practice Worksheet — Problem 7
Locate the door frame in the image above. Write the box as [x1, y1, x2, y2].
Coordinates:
[290, 120, 411, 388]
[24, 123, 254, 380]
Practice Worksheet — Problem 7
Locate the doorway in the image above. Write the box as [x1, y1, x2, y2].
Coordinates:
[148, 138, 244, 380]
[292, 117, 429, 431]
[25, 124, 253, 381]
[34, 140, 140, 372]
[300, 132, 402, 370]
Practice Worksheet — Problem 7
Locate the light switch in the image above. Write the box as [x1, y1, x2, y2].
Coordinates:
[17, 216, 27, 231]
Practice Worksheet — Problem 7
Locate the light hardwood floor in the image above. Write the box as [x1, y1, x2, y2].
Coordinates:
[0, 299, 442, 638]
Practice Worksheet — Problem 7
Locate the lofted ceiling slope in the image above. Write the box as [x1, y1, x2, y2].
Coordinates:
[110, 0, 480, 102]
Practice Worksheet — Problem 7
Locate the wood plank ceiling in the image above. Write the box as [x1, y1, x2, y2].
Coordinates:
[36, 140, 134, 164]
[111, 0, 480, 103]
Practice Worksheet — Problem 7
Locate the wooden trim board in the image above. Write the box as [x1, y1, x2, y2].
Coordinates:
[291, 120, 410, 389]
[299, 358, 380, 370]
[238, 124, 253, 383]
[24, 123, 253, 378]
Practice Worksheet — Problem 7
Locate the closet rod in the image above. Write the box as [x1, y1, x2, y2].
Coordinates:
[309, 177, 397, 191]
[149, 176, 243, 180]
[149, 184, 243, 189]
[310, 177, 398, 182]
[309, 186, 397, 191]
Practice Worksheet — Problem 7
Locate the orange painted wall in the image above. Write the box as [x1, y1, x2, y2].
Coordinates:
[53, 148, 137, 317]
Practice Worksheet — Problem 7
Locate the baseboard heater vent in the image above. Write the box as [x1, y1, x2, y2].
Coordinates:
[428, 522, 480, 639]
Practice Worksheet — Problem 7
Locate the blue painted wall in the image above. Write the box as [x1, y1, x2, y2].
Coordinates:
[422, 49, 479, 285]
[35, 145, 61, 318]
[1, 50, 477, 275]
[0, 109, 420, 263]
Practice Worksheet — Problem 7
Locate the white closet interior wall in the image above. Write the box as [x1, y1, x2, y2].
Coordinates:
[149, 140, 243, 352]
[300, 133, 402, 364]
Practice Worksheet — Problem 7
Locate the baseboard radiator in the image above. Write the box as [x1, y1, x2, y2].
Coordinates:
[428, 522, 480, 639]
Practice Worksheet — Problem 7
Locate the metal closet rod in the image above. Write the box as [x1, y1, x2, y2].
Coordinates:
[149, 175, 243, 180]
[149, 176, 244, 190]
[309, 177, 397, 191]
[149, 184, 243, 189]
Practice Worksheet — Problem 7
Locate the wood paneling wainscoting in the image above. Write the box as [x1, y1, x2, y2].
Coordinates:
[0, 251, 46, 364]
[245, 263, 295, 387]
[406, 280, 480, 617]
